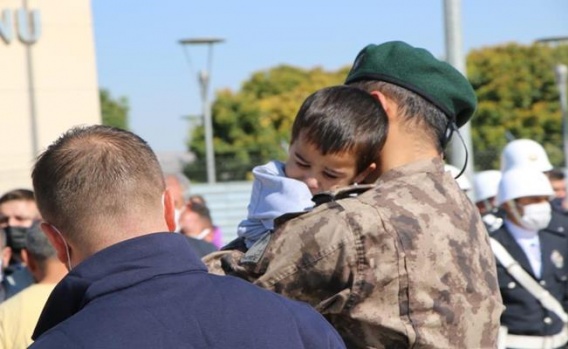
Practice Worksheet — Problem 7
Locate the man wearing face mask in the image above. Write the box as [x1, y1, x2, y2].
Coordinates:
[164, 173, 191, 231]
[491, 167, 568, 349]
[0, 189, 41, 264]
[0, 189, 38, 300]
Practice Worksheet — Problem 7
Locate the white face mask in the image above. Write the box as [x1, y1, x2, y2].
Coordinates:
[512, 201, 552, 231]
[174, 208, 182, 232]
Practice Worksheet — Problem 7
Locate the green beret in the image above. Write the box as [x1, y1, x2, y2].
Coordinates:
[345, 41, 477, 127]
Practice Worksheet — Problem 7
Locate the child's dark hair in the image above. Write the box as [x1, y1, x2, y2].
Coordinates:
[290, 85, 388, 174]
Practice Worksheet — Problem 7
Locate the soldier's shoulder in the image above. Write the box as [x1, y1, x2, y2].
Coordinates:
[312, 184, 375, 207]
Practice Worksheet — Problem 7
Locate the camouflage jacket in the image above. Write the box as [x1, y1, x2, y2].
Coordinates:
[204, 158, 504, 348]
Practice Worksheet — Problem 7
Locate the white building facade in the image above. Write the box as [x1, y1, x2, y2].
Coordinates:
[0, 0, 100, 193]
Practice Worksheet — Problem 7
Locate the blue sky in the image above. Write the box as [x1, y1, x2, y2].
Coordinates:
[92, 1, 568, 152]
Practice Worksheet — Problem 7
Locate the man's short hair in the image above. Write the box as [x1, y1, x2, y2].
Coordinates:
[290, 85, 388, 174]
[187, 202, 212, 227]
[0, 189, 35, 205]
[189, 195, 207, 206]
[25, 222, 56, 262]
[349, 80, 448, 152]
[32, 125, 165, 244]
[548, 168, 565, 181]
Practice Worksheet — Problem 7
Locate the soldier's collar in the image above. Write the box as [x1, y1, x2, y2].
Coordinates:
[378, 157, 444, 184]
[311, 184, 375, 206]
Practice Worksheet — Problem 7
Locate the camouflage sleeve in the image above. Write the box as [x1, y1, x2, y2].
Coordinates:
[202, 251, 232, 276]
[249, 202, 359, 313]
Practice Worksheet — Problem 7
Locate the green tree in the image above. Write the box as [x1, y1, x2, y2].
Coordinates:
[468, 43, 568, 170]
[186, 43, 568, 181]
[185, 65, 349, 182]
[100, 88, 129, 130]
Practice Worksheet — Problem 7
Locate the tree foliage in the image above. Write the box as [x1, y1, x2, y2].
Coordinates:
[186, 65, 349, 181]
[186, 43, 568, 181]
[468, 43, 568, 169]
[100, 88, 129, 130]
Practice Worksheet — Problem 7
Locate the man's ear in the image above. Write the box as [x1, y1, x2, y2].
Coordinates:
[40, 222, 69, 266]
[370, 91, 397, 122]
[163, 189, 176, 232]
[355, 162, 378, 184]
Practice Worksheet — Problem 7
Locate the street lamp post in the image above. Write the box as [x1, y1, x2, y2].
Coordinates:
[179, 37, 224, 184]
[443, 0, 475, 201]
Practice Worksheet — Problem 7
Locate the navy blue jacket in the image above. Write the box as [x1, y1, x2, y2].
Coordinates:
[30, 233, 345, 348]
[491, 219, 568, 336]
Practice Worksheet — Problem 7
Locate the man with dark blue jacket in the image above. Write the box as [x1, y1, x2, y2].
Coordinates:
[29, 125, 345, 349]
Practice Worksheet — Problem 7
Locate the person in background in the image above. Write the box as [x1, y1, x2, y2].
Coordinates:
[164, 173, 191, 231]
[500, 139, 553, 174]
[188, 194, 206, 205]
[473, 170, 504, 233]
[500, 139, 568, 237]
[548, 169, 567, 213]
[188, 195, 224, 248]
[0, 230, 18, 302]
[0, 222, 67, 348]
[29, 125, 345, 349]
[0, 189, 41, 265]
[179, 202, 218, 258]
[0, 189, 37, 300]
[491, 167, 568, 349]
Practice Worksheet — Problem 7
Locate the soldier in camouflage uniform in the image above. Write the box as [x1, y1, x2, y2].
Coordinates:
[204, 41, 504, 348]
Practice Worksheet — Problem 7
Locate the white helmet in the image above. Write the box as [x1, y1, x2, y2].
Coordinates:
[444, 164, 472, 192]
[500, 139, 553, 172]
[473, 170, 502, 203]
[496, 167, 554, 206]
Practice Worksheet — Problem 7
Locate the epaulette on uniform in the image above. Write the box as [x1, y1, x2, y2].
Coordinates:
[311, 184, 375, 207]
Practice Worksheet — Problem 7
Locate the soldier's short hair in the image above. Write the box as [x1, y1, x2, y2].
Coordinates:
[32, 125, 165, 245]
[349, 80, 448, 153]
[290, 85, 388, 174]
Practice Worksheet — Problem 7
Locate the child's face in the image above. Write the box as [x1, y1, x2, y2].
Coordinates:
[285, 135, 362, 195]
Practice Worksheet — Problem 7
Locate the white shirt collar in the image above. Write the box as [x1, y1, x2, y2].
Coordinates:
[504, 218, 539, 239]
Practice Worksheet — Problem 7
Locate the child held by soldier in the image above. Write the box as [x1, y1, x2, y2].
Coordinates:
[237, 85, 388, 248]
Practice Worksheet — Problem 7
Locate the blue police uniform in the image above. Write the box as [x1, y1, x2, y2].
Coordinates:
[491, 220, 568, 340]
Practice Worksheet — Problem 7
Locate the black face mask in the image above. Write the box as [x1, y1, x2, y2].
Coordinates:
[3, 226, 29, 251]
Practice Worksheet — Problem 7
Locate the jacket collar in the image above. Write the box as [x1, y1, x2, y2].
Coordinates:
[378, 157, 444, 184]
[33, 233, 206, 339]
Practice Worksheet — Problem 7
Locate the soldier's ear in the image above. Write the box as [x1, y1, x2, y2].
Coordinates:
[355, 162, 378, 184]
[371, 91, 398, 122]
